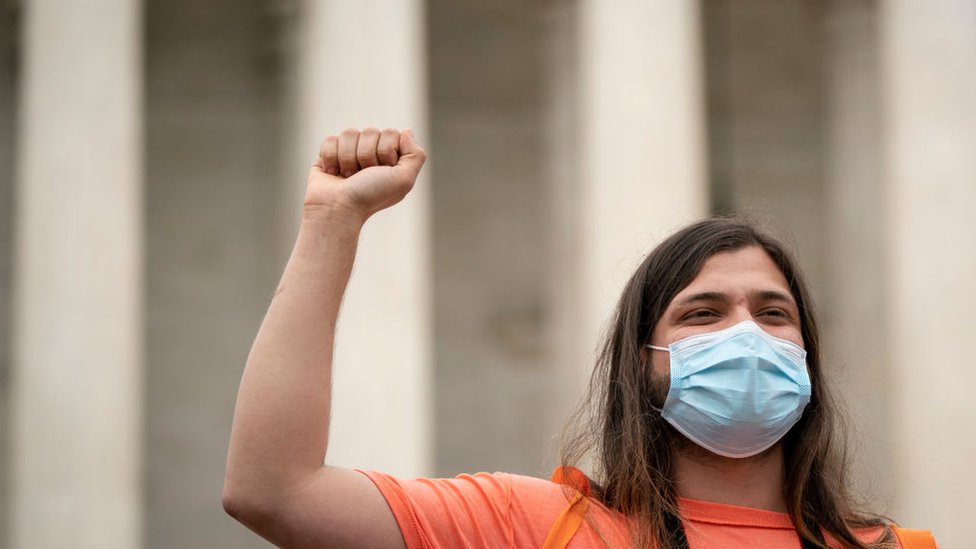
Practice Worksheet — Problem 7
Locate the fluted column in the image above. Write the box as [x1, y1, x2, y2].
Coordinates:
[11, 0, 143, 547]
[548, 0, 708, 415]
[881, 1, 976, 545]
[823, 0, 891, 508]
[283, 0, 431, 477]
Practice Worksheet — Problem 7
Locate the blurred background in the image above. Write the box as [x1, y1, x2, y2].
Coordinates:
[1, 0, 974, 547]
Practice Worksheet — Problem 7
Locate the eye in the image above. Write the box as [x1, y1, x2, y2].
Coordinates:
[758, 308, 791, 321]
[682, 309, 719, 322]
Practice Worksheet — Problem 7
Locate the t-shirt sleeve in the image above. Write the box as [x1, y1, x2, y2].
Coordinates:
[359, 470, 516, 549]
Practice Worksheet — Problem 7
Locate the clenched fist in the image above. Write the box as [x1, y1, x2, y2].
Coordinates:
[306, 127, 427, 224]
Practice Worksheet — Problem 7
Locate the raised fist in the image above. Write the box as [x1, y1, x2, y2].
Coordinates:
[306, 127, 427, 223]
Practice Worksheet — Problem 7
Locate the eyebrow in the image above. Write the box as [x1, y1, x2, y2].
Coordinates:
[751, 289, 796, 306]
[674, 289, 797, 308]
[675, 291, 727, 306]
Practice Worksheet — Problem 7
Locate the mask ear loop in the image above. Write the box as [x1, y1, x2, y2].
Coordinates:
[644, 344, 670, 413]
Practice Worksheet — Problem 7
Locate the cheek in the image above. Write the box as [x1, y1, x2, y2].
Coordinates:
[645, 360, 672, 409]
[767, 326, 805, 349]
[650, 348, 672, 380]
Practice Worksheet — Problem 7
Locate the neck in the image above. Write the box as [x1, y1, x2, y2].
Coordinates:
[673, 443, 787, 512]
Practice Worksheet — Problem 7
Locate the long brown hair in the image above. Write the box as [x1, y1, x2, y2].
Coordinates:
[559, 218, 891, 549]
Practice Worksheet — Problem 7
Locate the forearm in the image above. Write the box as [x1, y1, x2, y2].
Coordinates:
[223, 128, 424, 545]
[224, 213, 362, 507]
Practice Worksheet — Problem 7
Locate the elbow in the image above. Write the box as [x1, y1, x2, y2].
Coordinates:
[221, 485, 246, 521]
[222, 480, 294, 547]
[221, 479, 274, 528]
[221, 483, 251, 523]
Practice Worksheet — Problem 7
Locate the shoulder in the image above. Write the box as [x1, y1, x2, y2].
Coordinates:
[361, 470, 565, 508]
[890, 526, 939, 549]
[503, 473, 582, 525]
[359, 470, 576, 549]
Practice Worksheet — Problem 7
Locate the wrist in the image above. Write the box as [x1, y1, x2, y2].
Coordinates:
[301, 203, 368, 232]
[293, 212, 363, 263]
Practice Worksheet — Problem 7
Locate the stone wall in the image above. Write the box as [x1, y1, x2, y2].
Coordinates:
[0, 3, 19, 545]
[144, 1, 283, 546]
[703, 0, 828, 300]
[428, 0, 556, 478]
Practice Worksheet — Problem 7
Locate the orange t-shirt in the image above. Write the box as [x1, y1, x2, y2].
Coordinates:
[360, 470, 893, 549]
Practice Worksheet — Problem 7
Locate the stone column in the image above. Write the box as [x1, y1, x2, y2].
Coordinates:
[548, 0, 708, 428]
[0, 5, 17, 544]
[881, 1, 976, 545]
[282, 0, 431, 477]
[11, 0, 143, 547]
[823, 0, 891, 509]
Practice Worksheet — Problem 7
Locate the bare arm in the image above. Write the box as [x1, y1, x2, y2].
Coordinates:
[222, 128, 426, 548]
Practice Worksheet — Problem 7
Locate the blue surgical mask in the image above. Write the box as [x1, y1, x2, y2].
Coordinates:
[646, 320, 811, 458]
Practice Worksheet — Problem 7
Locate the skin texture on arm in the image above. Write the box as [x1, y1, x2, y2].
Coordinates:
[222, 128, 425, 548]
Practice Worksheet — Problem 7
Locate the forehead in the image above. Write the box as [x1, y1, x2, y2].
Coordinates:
[669, 246, 792, 303]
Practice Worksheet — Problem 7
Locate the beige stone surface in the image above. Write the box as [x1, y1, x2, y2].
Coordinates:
[0, 4, 17, 545]
[541, 0, 585, 455]
[823, 0, 893, 512]
[11, 0, 142, 547]
[428, 0, 557, 478]
[577, 0, 709, 318]
[143, 1, 284, 547]
[545, 0, 710, 465]
[882, 1, 976, 545]
[702, 0, 828, 300]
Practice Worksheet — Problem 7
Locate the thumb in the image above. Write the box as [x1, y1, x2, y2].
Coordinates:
[395, 128, 427, 180]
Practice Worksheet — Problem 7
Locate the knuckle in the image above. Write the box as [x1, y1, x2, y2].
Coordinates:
[340, 127, 359, 138]
[361, 127, 380, 137]
[320, 135, 337, 150]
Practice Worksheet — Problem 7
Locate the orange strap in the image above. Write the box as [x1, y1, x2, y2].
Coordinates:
[541, 489, 589, 549]
[542, 467, 591, 549]
[892, 526, 937, 549]
[550, 466, 591, 496]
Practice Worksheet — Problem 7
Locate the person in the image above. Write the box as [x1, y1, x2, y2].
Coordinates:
[222, 128, 936, 549]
